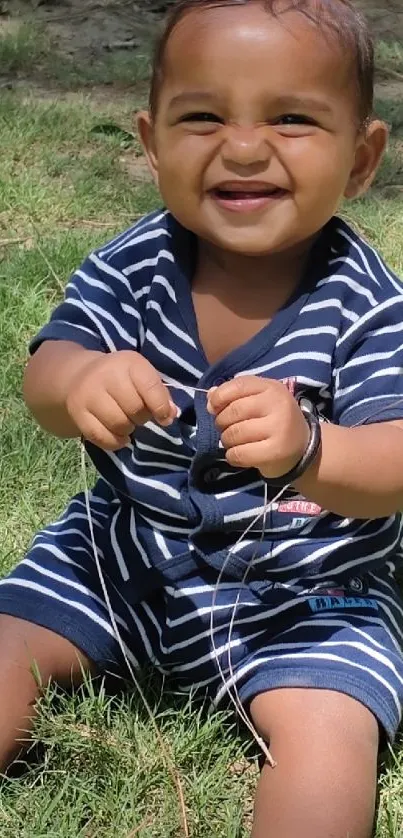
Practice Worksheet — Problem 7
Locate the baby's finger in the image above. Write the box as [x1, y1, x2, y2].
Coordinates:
[214, 394, 272, 432]
[87, 392, 137, 438]
[225, 440, 272, 470]
[207, 376, 272, 415]
[79, 411, 131, 451]
[128, 359, 177, 425]
[220, 417, 271, 451]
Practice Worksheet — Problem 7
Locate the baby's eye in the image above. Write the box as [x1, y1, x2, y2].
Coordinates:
[179, 112, 223, 124]
[274, 113, 317, 126]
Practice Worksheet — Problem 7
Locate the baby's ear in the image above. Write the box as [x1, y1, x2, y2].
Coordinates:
[135, 110, 160, 186]
[344, 120, 389, 199]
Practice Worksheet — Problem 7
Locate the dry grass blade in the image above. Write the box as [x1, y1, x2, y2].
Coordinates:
[0, 237, 27, 246]
[126, 816, 154, 836]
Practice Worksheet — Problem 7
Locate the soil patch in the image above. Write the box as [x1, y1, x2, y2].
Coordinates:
[1, 0, 403, 67]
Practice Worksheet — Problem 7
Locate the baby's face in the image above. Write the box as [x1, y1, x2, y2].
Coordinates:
[140, 3, 378, 257]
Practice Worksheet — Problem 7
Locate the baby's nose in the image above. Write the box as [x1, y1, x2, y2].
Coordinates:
[221, 126, 272, 167]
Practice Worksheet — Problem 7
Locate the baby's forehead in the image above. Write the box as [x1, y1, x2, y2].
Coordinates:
[160, 4, 354, 105]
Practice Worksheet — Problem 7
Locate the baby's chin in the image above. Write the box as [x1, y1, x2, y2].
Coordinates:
[200, 227, 306, 259]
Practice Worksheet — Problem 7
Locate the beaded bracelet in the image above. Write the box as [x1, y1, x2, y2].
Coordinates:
[268, 407, 322, 488]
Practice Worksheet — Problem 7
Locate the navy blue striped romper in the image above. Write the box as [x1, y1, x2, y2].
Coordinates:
[2, 209, 403, 740]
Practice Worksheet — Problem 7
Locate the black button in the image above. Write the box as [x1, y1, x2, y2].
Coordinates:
[203, 466, 221, 484]
[214, 377, 227, 386]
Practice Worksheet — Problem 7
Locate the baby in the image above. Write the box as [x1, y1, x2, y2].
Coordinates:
[1, 1, 403, 835]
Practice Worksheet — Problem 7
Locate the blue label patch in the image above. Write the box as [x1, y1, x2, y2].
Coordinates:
[308, 595, 379, 613]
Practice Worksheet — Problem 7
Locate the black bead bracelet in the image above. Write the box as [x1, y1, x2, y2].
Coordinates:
[267, 407, 322, 488]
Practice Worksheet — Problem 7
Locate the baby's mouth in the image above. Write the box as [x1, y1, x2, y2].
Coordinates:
[209, 182, 288, 211]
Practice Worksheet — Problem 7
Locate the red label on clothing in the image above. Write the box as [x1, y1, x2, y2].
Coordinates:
[283, 377, 297, 397]
[277, 500, 322, 515]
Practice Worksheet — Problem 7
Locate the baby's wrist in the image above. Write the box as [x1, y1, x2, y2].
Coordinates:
[265, 409, 322, 488]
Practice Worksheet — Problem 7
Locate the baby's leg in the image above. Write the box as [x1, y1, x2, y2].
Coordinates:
[250, 688, 378, 838]
[0, 615, 94, 771]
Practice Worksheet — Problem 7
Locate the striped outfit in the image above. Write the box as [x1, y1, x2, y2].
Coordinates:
[2, 210, 403, 739]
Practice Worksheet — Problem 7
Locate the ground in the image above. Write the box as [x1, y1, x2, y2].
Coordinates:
[0, 2, 403, 837]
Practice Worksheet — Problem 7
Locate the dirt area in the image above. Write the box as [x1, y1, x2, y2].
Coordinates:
[1, 0, 402, 187]
[355, 0, 403, 43]
[0, 0, 161, 60]
[1, 0, 403, 66]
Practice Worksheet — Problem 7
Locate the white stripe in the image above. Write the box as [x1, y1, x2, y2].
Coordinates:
[140, 514, 192, 534]
[152, 275, 177, 302]
[342, 343, 403, 371]
[336, 297, 403, 349]
[146, 331, 203, 377]
[336, 368, 403, 398]
[276, 326, 338, 346]
[98, 211, 168, 257]
[130, 450, 185, 472]
[141, 421, 184, 447]
[217, 479, 264, 500]
[0, 579, 120, 641]
[60, 299, 116, 351]
[153, 530, 172, 559]
[318, 274, 378, 307]
[135, 438, 192, 462]
[29, 542, 91, 570]
[214, 651, 401, 713]
[99, 226, 171, 259]
[134, 499, 187, 520]
[129, 508, 151, 569]
[238, 350, 330, 378]
[82, 299, 138, 348]
[107, 451, 181, 499]
[21, 558, 128, 630]
[123, 251, 174, 277]
[328, 253, 380, 285]
[147, 300, 196, 347]
[337, 227, 394, 289]
[341, 393, 403, 421]
[302, 298, 358, 322]
[111, 508, 130, 582]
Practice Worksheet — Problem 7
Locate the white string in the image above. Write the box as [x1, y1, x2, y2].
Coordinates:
[161, 377, 209, 394]
[224, 483, 290, 764]
[207, 482, 290, 768]
[80, 443, 189, 837]
[81, 378, 403, 786]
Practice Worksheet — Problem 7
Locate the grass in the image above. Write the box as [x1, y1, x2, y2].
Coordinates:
[0, 19, 152, 89]
[0, 679, 257, 837]
[376, 40, 403, 80]
[1, 17, 403, 836]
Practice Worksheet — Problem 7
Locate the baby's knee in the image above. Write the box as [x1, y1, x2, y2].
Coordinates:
[250, 689, 378, 837]
[0, 614, 94, 687]
[250, 687, 379, 759]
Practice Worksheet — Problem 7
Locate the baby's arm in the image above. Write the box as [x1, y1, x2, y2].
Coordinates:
[24, 340, 176, 450]
[209, 376, 403, 520]
[295, 420, 403, 519]
[24, 340, 101, 438]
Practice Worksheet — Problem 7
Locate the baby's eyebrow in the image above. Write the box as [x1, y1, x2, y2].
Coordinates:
[271, 95, 334, 114]
[168, 90, 334, 115]
[168, 91, 218, 109]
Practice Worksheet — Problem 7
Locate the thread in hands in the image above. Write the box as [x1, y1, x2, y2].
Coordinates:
[82, 379, 403, 822]
[81, 444, 189, 837]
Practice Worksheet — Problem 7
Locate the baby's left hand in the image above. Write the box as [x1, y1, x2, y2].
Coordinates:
[207, 376, 310, 479]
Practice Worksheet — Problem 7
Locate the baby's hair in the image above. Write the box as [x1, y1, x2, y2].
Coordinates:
[149, 0, 374, 127]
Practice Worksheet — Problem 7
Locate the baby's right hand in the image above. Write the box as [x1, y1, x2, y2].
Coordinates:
[65, 350, 177, 450]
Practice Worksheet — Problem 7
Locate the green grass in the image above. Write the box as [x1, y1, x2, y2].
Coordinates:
[0, 680, 257, 837]
[0, 19, 152, 89]
[376, 40, 403, 79]
[1, 54, 403, 837]
[0, 22, 49, 75]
